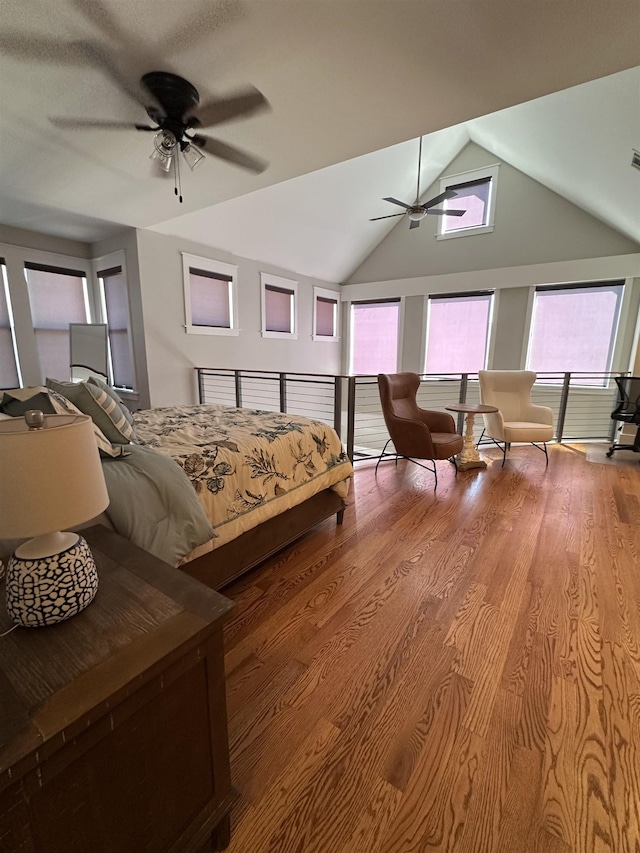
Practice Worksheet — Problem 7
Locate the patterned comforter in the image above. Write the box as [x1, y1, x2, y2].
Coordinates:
[133, 405, 353, 562]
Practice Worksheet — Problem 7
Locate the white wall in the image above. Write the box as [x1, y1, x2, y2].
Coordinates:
[340, 142, 640, 377]
[134, 230, 342, 407]
[346, 142, 640, 285]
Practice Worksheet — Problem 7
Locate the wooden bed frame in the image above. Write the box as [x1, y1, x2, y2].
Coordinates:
[181, 488, 346, 590]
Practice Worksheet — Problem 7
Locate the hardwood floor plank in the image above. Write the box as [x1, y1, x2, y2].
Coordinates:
[495, 745, 544, 853]
[335, 776, 402, 853]
[220, 446, 640, 853]
[456, 690, 523, 853]
[601, 640, 640, 851]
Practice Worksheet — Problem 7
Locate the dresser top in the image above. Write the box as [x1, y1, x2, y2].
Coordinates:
[0, 525, 233, 784]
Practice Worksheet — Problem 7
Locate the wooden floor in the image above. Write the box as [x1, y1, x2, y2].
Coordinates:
[221, 444, 640, 853]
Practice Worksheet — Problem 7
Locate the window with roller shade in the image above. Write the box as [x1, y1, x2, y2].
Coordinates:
[313, 287, 340, 340]
[261, 273, 297, 338]
[350, 299, 400, 374]
[25, 262, 90, 383]
[437, 165, 499, 239]
[0, 259, 21, 388]
[97, 264, 135, 390]
[526, 281, 624, 386]
[182, 253, 239, 335]
[425, 291, 493, 374]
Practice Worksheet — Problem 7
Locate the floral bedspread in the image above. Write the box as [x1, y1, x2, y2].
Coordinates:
[133, 405, 353, 559]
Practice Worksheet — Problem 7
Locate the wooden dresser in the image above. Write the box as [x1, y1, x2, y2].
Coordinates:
[0, 525, 236, 853]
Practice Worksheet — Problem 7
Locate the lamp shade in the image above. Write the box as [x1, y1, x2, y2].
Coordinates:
[0, 414, 109, 540]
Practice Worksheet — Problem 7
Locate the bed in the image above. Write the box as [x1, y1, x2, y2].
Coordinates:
[101, 404, 353, 589]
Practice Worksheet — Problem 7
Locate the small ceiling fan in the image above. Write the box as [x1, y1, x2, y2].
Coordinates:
[50, 69, 269, 201]
[370, 137, 466, 229]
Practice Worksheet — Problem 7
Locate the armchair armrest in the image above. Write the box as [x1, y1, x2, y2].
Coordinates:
[522, 403, 554, 425]
[386, 415, 435, 459]
[417, 408, 457, 434]
[482, 410, 505, 441]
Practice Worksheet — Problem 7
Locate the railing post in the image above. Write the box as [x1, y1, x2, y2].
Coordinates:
[279, 373, 287, 413]
[333, 377, 342, 437]
[346, 377, 356, 462]
[456, 373, 469, 434]
[197, 369, 205, 404]
[234, 370, 242, 408]
[555, 372, 571, 443]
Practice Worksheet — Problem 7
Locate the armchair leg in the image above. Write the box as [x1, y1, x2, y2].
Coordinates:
[530, 441, 549, 465]
[375, 439, 396, 474]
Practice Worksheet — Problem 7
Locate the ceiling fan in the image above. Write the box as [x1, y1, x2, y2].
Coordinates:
[370, 137, 466, 229]
[50, 69, 269, 201]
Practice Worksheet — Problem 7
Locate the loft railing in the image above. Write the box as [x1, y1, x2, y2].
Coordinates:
[196, 368, 626, 463]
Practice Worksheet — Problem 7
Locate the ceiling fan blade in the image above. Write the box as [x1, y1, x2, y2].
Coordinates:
[191, 87, 270, 128]
[157, 0, 243, 54]
[423, 189, 459, 210]
[409, 220, 421, 230]
[0, 34, 93, 64]
[191, 134, 267, 173]
[382, 197, 410, 209]
[49, 117, 150, 130]
[425, 208, 466, 216]
[72, 41, 154, 109]
[68, 0, 130, 45]
[369, 213, 406, 221]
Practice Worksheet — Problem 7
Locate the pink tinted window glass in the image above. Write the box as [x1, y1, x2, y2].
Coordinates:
[26, 265, 88, 382]
[190, 269, 231, 328]
[316, 297, 336, 337]
[0, 264, 19, 388]
[443, 178, 491, 232]
[100, 267, 135, 389]
[265, 286, 294, 333]
[425, 294, 492, 374]
[528, 284, 623, 385]
[352, 302, 399, 374]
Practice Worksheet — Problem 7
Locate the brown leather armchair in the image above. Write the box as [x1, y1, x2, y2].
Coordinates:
[377, 373, 464, 488]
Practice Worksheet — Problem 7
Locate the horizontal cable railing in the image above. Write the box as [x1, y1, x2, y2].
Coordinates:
[196, 368, 626, 463]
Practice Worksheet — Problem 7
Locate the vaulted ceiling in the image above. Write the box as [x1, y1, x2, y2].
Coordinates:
[1, 0, 639, 281]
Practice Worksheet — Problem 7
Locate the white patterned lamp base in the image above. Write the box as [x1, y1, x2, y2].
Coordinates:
[6, 535, 99, 627]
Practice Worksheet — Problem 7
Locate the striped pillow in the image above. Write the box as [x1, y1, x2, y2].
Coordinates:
[87, 377, 137, 439]
[47, 389, 129, 458]
[46, 378, 134, 444]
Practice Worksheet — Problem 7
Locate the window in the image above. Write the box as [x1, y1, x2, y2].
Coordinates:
[527, 281, 624, 386]
[0, 259, 21, 388]
[313, 287, 340, 341]
[97, 263, 135, 390]
[350, 299, 400, 374]
[425, 291, 493, 374]
[182, 253, 239, 336]
[25, 262, 90, 383]
[437, 165, 499, 239]
[261, 273, 297, 338]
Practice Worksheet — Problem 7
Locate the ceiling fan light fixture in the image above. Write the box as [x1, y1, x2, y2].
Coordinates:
[407, 208, 426, 221]
[150, 130, 177, 172]
[182, 142, 205, 171]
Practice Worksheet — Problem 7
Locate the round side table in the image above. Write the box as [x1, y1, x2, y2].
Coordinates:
[445, 402, 499, 470]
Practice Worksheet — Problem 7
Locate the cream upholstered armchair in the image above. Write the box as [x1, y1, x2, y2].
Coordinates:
[478, 370, 554, 465]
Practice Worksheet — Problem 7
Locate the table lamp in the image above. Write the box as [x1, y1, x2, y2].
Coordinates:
[0, 412, 109, 627]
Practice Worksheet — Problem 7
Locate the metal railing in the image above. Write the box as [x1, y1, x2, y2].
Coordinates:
[197, 368, 626, 463]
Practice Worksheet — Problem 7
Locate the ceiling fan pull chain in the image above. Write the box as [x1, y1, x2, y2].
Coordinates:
[174, 149, 183, 203]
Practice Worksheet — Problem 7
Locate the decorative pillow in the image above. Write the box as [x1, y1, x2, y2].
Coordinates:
[0, 386, 57, 417]
[46, 378, 134, 445]
[47, 389, 129, 459]
[87, 376, 137, 440]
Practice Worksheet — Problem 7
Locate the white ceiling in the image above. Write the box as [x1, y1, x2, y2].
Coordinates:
[1, 0, 639, 280]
